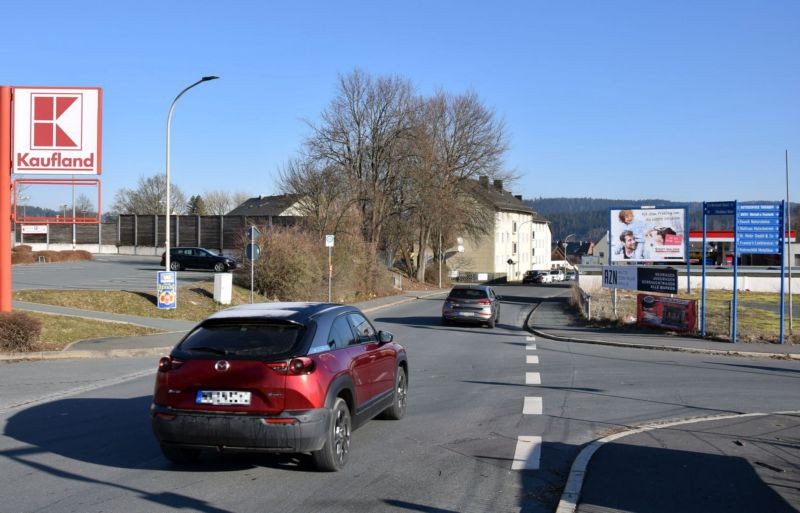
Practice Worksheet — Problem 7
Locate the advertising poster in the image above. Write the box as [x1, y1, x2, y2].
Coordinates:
[157, 271, 177, 310]
[610, 208, 686, 263]
[637, 294, 696, 333]
[602, 266, 678, 294]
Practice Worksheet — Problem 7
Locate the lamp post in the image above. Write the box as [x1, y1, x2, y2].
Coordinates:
[165, 76, 219, 271]
[562, 233, 576, 275]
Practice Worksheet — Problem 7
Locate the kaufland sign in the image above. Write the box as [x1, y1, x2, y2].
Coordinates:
[12, 87, 102, 174]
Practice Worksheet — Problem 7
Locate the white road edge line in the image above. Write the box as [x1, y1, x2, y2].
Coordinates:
[512, 435, 542, 470]
[523, 396, 543, 415]
[0, 369, 156, 415]
[526, 355, 539, 364]
[554, 410, 800, 513]
[525, 372, 541, 385]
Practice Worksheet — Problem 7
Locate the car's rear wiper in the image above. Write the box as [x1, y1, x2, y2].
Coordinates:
[187, 346, 231, 355]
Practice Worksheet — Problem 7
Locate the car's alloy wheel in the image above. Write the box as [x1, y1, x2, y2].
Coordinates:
[380, 366, 407, 420]
[169, 261, 181, 271]
[312, 398, 351, 471]
[213, 262, 225, 272]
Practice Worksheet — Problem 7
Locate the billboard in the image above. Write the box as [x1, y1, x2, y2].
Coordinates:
[610, 207, 686, 263]
[602, 265, 678, 294]
[637, 294, 696, 333]
[12, 87, 102, 175]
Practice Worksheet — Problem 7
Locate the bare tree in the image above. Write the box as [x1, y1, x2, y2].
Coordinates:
[279, 158, 357, 237]
[75, 193, 95, 216]
[410, 91, 506, 281]
[110, 174, 187, 215]
[305, 69, 416, 246]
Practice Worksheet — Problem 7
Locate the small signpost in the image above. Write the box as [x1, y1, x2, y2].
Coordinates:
[246, 225, 261, 303]
[157, 271, 177, 309]
[326, 235, 334, 302]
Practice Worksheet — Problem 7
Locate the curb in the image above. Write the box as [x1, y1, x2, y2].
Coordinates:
[0, 346, 171, 362]
[554, 410, 800, 513]
[527, 305, 800, 361]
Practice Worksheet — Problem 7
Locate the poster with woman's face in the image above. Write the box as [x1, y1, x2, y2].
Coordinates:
[609, 208, 686, 263]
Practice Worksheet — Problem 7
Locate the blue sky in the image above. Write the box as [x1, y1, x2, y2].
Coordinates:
[3, 0, 799, 211]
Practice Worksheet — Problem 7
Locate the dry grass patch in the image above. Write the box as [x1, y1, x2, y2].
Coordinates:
[4, 312, 161, 352]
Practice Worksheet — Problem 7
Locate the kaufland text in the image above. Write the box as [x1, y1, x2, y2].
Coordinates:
[16, 152, 95, 169]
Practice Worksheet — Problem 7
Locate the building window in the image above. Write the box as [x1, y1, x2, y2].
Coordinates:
[512, 242, 517, 254]
[512, 221, 517, 234]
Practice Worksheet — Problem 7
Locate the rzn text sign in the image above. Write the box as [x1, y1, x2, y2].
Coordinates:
[12, 87, 102, 174]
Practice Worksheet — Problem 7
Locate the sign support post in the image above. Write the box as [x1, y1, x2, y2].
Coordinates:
[780, 200, 786, 344]
[732, 201, 739, 343]
[701, 203, 707, 336]
[325, 235, 335, 303]
[0, 87, 11, 313]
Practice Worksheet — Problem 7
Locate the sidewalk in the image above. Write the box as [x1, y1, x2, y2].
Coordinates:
[528, 295, 800, 360]
[529, 295, 800, 513]
[2, 290, 448, 361]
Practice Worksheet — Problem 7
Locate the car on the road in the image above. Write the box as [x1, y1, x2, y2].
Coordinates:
[160, 247, 238, 272]
[441, 284, 501, 328]
[522, 270, 548, 284]
[151, 302, 408, 471]
[549, 269, 565, 282]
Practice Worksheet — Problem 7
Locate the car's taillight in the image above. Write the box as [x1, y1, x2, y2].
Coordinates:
[477, 299, 491, 305]
[157, 356, 183, 372]
[265, 358, 314, 375]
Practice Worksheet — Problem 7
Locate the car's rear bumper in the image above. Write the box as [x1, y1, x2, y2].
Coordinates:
[442, 310, 493, 323]
[151, 404, 329, 453]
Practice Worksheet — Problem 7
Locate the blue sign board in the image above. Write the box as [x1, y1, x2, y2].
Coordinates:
[736, 202, 783, 255]
[157, 271, 177, 309]
[704, 201, 735, 215]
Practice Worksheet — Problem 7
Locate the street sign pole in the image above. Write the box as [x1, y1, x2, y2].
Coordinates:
[732, 201, 739, 343]
[701, 203, 707, 337]
[780, 200, 786, 344]
[325, 235, 334, 302]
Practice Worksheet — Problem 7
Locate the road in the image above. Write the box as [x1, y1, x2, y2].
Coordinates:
[12, 254, 218, 291]
[1, 283, 799, 512]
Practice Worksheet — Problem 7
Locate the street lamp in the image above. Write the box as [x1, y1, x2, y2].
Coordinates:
[19, 195, 30, 220]
[562, 234, 577, 274]
[165, 76, 219, 271]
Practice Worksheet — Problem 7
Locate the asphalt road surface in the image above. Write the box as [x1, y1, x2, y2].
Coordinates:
[1, 283, 799, 512]
[12, 254, 226, 291]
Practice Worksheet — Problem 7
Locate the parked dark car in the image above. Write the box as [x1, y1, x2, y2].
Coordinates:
[160, 247, 238, 272]
[151, 302, 408, 471]
[441, 284, 501, 328]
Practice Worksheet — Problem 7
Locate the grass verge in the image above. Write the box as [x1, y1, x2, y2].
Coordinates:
[576, 285, 799, 344]
[17, 312, 161, 352]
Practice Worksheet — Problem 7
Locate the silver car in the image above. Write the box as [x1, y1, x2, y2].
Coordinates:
[441, 285, 501, 328]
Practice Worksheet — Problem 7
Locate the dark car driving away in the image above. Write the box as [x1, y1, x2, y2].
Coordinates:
[160, 246, 238, 272]
[151, 302, 408, 471]
[441, 284, 501, 328]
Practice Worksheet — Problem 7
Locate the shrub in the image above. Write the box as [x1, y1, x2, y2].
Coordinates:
[12, 245, 32, 253]
[0, 311, 42, 352]
[11, 252, 35, 265]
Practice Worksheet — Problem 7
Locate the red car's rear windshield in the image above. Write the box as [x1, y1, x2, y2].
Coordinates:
[448, 288, 489, 300]
[176, 320, 306, 360]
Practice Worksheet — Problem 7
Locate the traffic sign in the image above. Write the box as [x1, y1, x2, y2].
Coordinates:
[247, 225, 261, 242]
[736, 202, 782, 255]
[704, 201, 735, 215]
[325, 234, 335, 247]
[246, 243, 260, 260]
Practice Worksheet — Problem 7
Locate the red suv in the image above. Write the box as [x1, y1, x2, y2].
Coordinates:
[151, 302, 408, 471]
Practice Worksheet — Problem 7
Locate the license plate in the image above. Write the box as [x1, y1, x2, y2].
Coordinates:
[459, 312, 475, 317]
[196, 390, 251, 405]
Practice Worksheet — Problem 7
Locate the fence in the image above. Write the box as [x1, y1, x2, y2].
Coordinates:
[13, 214, 299, 254]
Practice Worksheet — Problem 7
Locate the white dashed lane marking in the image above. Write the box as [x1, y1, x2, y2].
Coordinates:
[523, 396, 543, 415]
[526, 336, 535, 341]
[526, 355, 539, 364]
[526, 344, 537, 350]
[512, 436, 542, 470]
[525, 372, 541, 385]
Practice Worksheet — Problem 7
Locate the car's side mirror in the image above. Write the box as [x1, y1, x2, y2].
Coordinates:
[378, 330, 394, 344]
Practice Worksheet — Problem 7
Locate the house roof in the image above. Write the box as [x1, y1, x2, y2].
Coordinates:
[466, 178, 548, 221]
[227, 194, 300, 216]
